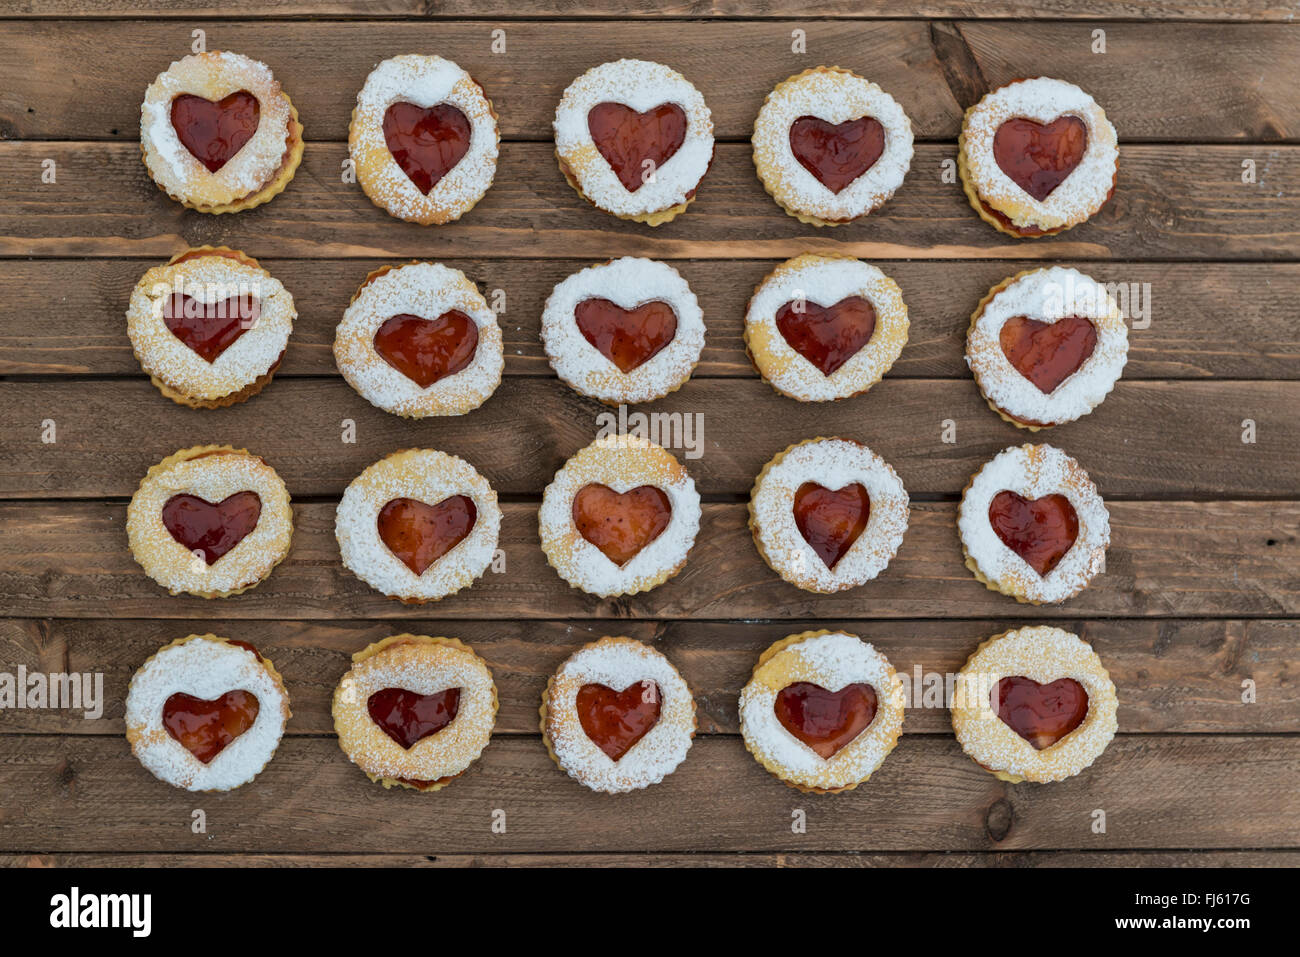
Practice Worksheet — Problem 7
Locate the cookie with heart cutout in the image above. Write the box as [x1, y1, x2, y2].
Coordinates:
[127, 246, 295, 408]
[349, 55, 500, 225]
[334, 261, 504, 418]
[126, 634, 291, 792]
[967, 266, 1129, 429]
[540, 257, 705, 404]
[752, 66, 914, 226]
[140, 51, 304, 213]
[539, 434, 701, 598]
[744, 253, 909, 401]
[958, 77, 1118, 237]
[740, 630, 905, 794]
[951, 626, 1118, 783]
[553, 59, 715, 225]
[541, 636, 696, 794]
[958, 443, 1110, 605]
[127, 445, 293, 598]
[749, 437, 909, 594]
[333, 634, 498, 792]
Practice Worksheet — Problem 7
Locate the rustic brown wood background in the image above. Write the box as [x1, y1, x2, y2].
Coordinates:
[1, 0, 1298, 868]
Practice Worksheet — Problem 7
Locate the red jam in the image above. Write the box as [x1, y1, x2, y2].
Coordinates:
[775, 296, 876, 376]
[170, 91, 260, 173]
[163, 690, 260, 763]
[992, 116, 1087, 202]
[587, 102, 688, 193]
[572, 484, 672, 567]
[988, 491, 1079, 576]
[773, 682, 878, 759]
[382, 102, 472, 194]
[574, 298, 678, 374]
[792, 482, 870, 570]
[161, 491, 262, 565]
[376, 496, 477, 576]
[992, 676, 1088, 749]
[372, 312, 479, 388]
[788, 115, 885, 194]
[367, 687, 462, 750]
[162, 292, 261, 363]
[999, 315, 1097, 394]
[576, 680, 661, 761]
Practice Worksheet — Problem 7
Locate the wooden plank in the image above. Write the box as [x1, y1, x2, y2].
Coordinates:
[4, 259, 1297, 381]
[3, 379, 1296, 499]
[0, 735, 1294, 852]
[2, 22, 1298, 140]
[0, 501, 1293, 620]
[1, 143, 1296, 261]
[1, 618, 1293, 736]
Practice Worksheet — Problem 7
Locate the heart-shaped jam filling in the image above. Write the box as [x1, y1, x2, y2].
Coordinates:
[999, 315, 1098, 394]
[788, 115, 886, 194]
[367, 687, 461, 749]
[774, 682, 878, 760]
[163, 690, 260, 764]
[372, 312, 479, 388]
[988, 491, 1079, 577]
[775, 296, 877, 376]
[793, 482, 870, 570]
[574, 298, 678, 374]
[587, 102, 688, 193]
[377, 495, 477, 576]
[993, 116, 1088, 202]
[992, 676, 1088, 750]
[382, 102, 472, 195]
[170, 91, 261, 173]
[576, 680, 661, 761]
[162, 292, 261, 363]
[572, 484, 672, 566]
[161, 492, 262, 565]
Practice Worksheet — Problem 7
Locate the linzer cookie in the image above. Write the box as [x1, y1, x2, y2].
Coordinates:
[967, 266, 1128, 429]
[140, 51, 304, 213]
[752, 67, 914, 226]
[958, 444, 1110, 604]
[540, 257, 705, 404]
[541, 636, 696, 793]
[349, 55, 500, 225]
[127, 247, 295, 408]
[740, 630, 905, 793]
[126, 445, 293, 598]
[553, 59, 714, 225]
[334, 262, 504, 417]
[125, 634, 290, 792]
[958, 77, 1118, 237]
[951, 626, 1117, 783]
[333, 635, 498, 792]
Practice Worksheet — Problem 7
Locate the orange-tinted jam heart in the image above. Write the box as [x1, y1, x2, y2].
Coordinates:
[161, 492, 262, 565]
[163, 690, 260, 764]
[788, 115, 885, 194]
[576, 680, 661, 761]
[372, 312, 479, 388]
[793, 482, 870, 570]
[999, 315, 1098, 394]
[587, 102, 688, 193]
[774, 682, 878, 760]
[993, 116, 1088, 202]
[382, 102, 472, 195]
[572, 484, 672, 566]
[775, 296, 877, 376]
[574, 298, 678, 374]
[170, 91, 260, 173]
[162, 292, 261, 363]
[367, 687, 461, 750]
[376, 496, 477, 576]
[988, 491, 1079, 577]
[992, 676, 1088, 750]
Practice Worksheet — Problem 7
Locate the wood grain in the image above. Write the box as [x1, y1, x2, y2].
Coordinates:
[4, 379, 1296, 499]
[3, 259, 1296, 380]
[0, 618, 1292, 735]
[1, 501, 1294, 620]
[1, 143, 1296, 261]
[1, 735, 1295, 852]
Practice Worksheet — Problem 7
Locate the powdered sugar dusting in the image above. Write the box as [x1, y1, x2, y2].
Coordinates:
[334, 262, 503, 417]
[541, 257, 704, 403]
[554, 59, 714, 217]
[750, 438, 909, 593]
[958, 444, 1110, 603]
[951, 626, 1118, 782]
[545, 637, 695, 794]
[753, 67, 913, 221]
[125, 635, 289, 792]
[740, 631, 904, 791]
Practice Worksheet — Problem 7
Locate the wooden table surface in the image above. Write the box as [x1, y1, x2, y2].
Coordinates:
[2, 0, 1298, 868]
